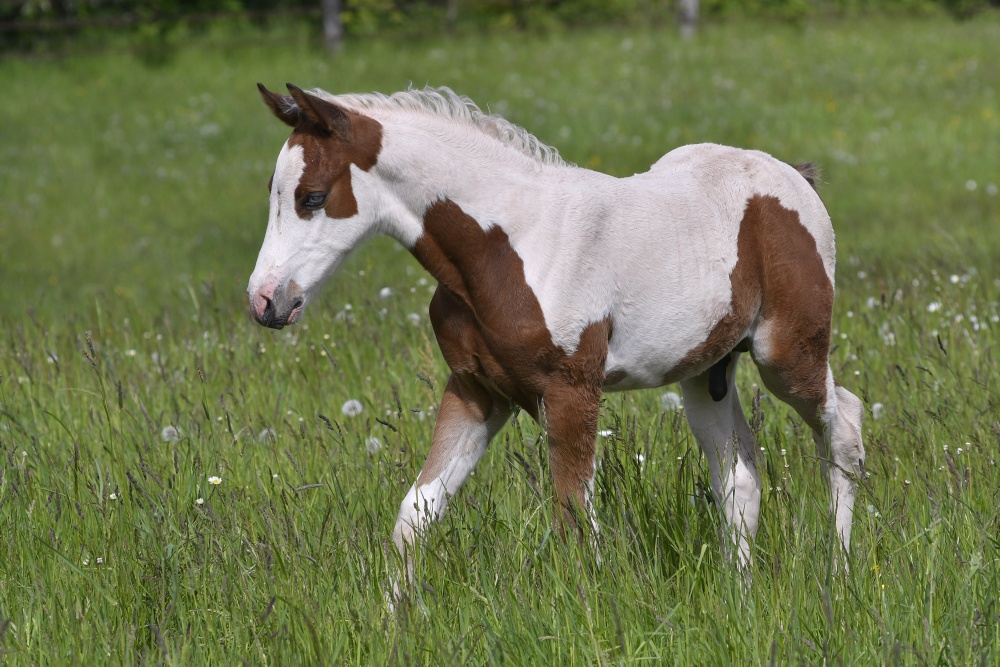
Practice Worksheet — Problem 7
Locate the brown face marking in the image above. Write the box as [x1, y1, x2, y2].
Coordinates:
[665, 194, 833, 427]
[259, 85, 383, 220]
[287, 109, 382, 219]
[412, 199, 610, 530]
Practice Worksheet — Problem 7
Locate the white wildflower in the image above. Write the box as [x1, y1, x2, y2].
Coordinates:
[598, 429, 615, 438]
[208, 476, 222, 485]
[379, 287, 394, 299]
[161, 425, 180, 442]
[196, 497, 204, 505]
[109, 493, 118, 501]
[407, 313, 421, 325]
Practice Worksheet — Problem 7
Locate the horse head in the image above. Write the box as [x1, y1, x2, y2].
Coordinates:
[247, 83, 383, 328]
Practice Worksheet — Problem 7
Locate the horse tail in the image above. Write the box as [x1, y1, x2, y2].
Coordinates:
[791, 162, 821, 190]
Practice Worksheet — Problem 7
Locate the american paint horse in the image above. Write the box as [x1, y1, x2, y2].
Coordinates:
[248, 84, 865, 582]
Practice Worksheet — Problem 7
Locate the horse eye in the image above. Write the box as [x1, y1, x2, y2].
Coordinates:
[302, 192, 327, 209]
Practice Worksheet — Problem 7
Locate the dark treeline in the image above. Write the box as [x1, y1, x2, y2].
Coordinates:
[1, 0, 996, 52]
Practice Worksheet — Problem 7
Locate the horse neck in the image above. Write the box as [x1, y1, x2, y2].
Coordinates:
[374, 114, 561, 245]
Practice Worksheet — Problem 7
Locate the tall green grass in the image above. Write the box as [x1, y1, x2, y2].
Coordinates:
[1, 15, 999, 664]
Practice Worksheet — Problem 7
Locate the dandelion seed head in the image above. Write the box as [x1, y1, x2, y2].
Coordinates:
[365, 436, 383, 455]
[379, 287, 393, 299]
[660, 391, 682, 411]
[161, 425, 180, 442]
[871, 402, 884, 420]
[341, 399, 364, 417]
[258, 428, 276, 443]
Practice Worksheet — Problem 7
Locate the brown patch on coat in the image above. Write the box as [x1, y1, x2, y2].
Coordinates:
[412, 199, 611, 527]
[665, 194, 833, 429]
[742, 195, 833, 431]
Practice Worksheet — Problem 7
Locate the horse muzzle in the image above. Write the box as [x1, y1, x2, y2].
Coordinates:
[249, 280, 305, 329]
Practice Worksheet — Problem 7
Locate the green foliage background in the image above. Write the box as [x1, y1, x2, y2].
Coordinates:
[3, 0, 1000, 52]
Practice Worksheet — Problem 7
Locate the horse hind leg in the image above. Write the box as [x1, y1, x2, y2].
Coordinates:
[753, 322, 866, 557]
[680, 352, 761, 569]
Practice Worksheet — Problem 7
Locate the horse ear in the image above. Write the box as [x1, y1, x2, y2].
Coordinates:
[285, 83, 352, 140]
[258, 83, 299, 127]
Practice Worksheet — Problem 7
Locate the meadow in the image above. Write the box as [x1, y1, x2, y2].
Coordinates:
[1, 14, 999, 664]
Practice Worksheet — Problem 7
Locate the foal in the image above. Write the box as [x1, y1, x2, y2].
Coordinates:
[247, 84, 865, 580]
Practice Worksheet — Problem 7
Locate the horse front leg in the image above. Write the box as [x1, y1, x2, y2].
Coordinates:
[392, 373, 511, 591]
[542, 383, 602, 551]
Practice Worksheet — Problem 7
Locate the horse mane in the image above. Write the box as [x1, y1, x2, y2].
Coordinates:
[312, 86, 569, 167]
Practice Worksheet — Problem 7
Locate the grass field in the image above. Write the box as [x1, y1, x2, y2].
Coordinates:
[2, 14, 1000, 664]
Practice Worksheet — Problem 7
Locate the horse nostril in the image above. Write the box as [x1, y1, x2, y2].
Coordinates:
[291, 296, 304, 311]
[261, 296, 277, 323]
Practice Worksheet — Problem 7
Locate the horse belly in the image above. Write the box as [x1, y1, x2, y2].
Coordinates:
[602, 285, 740, 392]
